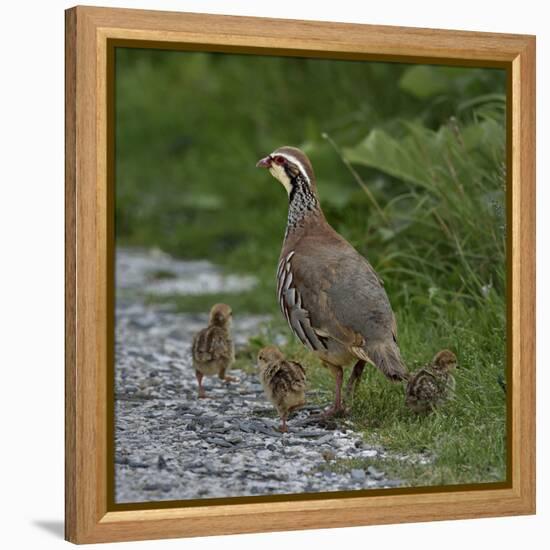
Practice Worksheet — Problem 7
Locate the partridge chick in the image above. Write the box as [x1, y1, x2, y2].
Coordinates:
[405, 349, 458, 414]
[257, 147, 408, 417]
[191, 303, 235, 398]
[257, 346, 307, 432]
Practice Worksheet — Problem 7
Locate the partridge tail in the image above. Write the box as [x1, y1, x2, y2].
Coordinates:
[368, 341, 409, 381]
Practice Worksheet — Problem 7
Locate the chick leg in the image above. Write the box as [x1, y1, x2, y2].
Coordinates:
[195, 371, 206, 398]
[219, 368, 237, 383]
[279, 414, 288, 433]
[344, 360, 366, 405]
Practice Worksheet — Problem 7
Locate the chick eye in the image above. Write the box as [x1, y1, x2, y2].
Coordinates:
[273, 155, 286, 165]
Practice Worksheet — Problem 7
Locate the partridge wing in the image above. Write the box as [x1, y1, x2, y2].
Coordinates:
[277, 252, 328, 352]
[280, 243, 386, 352]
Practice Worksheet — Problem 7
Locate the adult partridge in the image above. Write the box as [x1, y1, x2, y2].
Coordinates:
[191, 303, 236, 398]
[405, 349, 457, 414]
[257, 146, 408, 417]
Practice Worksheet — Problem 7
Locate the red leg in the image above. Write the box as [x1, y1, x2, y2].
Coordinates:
[279, 416, 288, 433]
[195, 371, 206, 398]
[345, 360, 366, 403]
[321, 366, 345, 417]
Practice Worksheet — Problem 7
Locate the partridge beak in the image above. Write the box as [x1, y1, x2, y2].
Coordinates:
[256, 156, 272, 168]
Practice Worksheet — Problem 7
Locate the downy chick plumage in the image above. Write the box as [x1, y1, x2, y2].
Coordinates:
[405, 349, 457, 414]
[257, 346, 307, 432]
[192, 303, 235, 398]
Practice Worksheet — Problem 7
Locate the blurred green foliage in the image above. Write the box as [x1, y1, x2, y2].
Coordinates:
[115, 49, 507, 486]
[115, 50, 505, 297]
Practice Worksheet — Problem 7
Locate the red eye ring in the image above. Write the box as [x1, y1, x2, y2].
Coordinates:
[273, 155, 286, 165]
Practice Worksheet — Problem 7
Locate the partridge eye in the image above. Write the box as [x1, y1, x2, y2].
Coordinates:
[273, 155, 286, 165]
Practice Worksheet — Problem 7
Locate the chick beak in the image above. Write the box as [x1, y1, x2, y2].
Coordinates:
[256, 156, 272, 168]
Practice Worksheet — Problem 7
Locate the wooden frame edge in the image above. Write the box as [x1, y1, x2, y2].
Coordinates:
[516, 34, 536, 513]
[77, 488, 527, 544]
[65, 6, 78, 543]
[65, 5, 536, 544]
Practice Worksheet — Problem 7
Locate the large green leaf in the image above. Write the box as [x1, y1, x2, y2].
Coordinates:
[399, 65, 451, 99]
[342, 117, 504, 194]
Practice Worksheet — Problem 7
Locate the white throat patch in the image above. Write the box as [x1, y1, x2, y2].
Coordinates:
[268, 151, 311, 195]
[269, 163, 292, 194]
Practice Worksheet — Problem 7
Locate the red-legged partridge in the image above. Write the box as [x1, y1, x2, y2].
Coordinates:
[257, 146, 408, 417]
[405, 349, 458, 414]
[257, 346, 307, 432]
[191, 303, 236, 398]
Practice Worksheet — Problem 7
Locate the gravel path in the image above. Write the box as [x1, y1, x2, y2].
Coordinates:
[115, 248, 410, 503]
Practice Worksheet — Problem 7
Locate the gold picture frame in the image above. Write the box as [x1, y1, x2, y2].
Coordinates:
[65, 5, 536, 544]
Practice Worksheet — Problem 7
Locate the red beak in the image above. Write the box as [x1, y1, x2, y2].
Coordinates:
[256, 156, 272, 168]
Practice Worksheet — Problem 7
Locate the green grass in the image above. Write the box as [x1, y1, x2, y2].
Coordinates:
[116, 49, 507, 488]
[144, 286, 276, 316]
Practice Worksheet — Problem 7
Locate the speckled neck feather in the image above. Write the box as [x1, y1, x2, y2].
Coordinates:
[285, 173, 321, 235]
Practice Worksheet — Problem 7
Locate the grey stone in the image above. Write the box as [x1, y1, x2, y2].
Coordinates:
[351, 469, 367, 481]
[129, 318, 155, 330]
[381, 479, 404, 488]
[206, 437, 233, 448]
[366, 466, 385, 480]
[293, 430, 326, 438]
[128, 458, 149, 469]
[143, 482, 173, 492]
[317, 434, 333, 445]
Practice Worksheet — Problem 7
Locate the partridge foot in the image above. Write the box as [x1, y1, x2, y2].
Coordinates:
[307, 404, 347, 425]
[321, 403, 348, 418]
